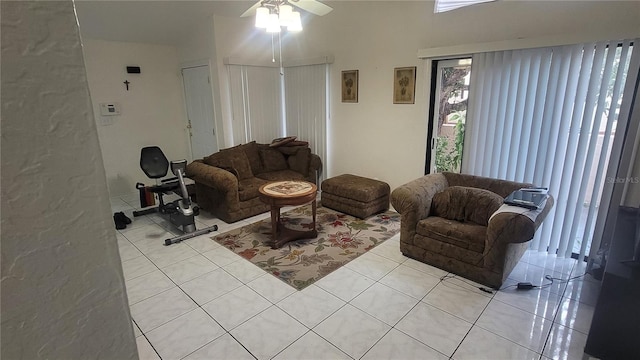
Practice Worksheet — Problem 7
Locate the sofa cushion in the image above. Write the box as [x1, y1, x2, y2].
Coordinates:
[255, 170, 305, 182]
[431, 186, 503, 226]
[287, 147, 311, 177]
[240, 141, 263, 175]
[260, 148, 288, 172]
[417, 216, 486, 253]
[204, 148, 253, 180]
[238, 177, 269, 201]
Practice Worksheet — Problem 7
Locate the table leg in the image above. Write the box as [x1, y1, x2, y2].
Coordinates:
[312, 199, 317, 231]
[270, 205, 278, 241]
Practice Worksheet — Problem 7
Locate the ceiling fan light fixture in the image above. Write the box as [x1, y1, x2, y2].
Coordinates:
[287, 11, 302, 32]
[255, 6, 269, 28]
[278, 4, 294, 27]
[266, 13, 282, 33]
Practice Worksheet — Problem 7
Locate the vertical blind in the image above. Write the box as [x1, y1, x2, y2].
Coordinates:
[283, 64, 329, 182]
[227, 65, 283, 144]
[227, 62, 329, 181]
[462, 39, 636, 259]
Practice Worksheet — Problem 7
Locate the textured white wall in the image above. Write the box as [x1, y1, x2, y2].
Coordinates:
[210, 1, 640, 191]
[83, 39, 190, 197]
[0, 2, 138, 359]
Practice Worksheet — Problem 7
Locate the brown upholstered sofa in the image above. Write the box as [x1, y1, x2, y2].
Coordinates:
[391, 172, 554, 289]
[186, 141, 322, 223]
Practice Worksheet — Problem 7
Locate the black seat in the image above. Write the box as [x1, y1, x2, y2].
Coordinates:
[139, 146, 179, 192]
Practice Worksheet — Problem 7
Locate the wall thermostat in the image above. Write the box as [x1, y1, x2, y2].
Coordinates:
[100, 103, 121, 116]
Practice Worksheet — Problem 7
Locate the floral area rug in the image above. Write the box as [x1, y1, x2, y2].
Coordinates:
[211, 205, 401, 290]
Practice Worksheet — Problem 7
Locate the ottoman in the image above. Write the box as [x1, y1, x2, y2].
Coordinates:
[321, 174, 390, 219]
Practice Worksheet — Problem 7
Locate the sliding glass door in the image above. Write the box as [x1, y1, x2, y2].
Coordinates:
[428, 58, 471, 174]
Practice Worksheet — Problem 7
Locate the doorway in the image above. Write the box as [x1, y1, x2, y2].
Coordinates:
[182, 64, 218, 160]
[426, 58, 472, 174]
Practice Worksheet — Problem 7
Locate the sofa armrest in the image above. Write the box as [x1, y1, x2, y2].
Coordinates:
[186, 160, 238, 192]
[310, 154, 322, 173]
[390, 173, 448, 242]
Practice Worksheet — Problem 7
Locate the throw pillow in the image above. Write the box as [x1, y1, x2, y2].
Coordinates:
[241, 141, 262, 174]
[260, 148, 288, 172]
[224, 148, 253, 180]
[287, 147, 311, 177]
[432, 186, 503, 226]
[269, 136, 296, 147]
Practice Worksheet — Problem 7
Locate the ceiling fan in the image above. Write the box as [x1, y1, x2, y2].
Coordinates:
[240, 0, 333, 19]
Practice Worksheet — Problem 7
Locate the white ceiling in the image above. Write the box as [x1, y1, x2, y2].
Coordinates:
[74, 0, 254, 45]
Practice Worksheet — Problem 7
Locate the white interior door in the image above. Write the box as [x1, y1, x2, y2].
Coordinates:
[182, 65, 218, 159]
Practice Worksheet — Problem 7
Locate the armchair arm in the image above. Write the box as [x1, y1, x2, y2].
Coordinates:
[484, 196, 554, 270]
[185, 160, 238, 193]
[390, 173, 448, 243]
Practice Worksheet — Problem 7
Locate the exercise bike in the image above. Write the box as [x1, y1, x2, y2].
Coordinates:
[133, 146, 217, 246]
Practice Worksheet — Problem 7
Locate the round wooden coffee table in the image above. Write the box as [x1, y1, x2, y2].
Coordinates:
[258, 180, 318, 249]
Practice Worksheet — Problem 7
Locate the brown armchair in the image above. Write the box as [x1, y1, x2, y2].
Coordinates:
[390, 172, 554, 289]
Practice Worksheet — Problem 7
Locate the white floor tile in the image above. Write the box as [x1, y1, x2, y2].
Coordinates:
[438, 275, 495, 298]
[201, 286, 271, 330]
[563, 275, 601, 306]
[223, 258, 267, 283]
[121, 255, 157, 280]
[315, 266, 375, 302]
[395, 302, 472, 357]
[132, 320, 142, 337]
[369, 240, 409, 264]
[351, 282, 419, 326]
[125, 270, 175, 305]
[543, 323, 589, 360]
[184, 233, 222, 253]
[493, 286, 562, 320]
[344, 252, 399, 281]
[276, 284, 345, 328]
[115, 195, 590, 360]
[378, 264, 440, 299]
[180, 268, 243, 305]
[145, 243, 199, 269]
[402, 257, 449, 278]
[521, 250, 577, 277]
[475, 300, 553, 353]
[202, 246, 242, 267]
[130, 287, 198, 332]
[362, 328, 448, 360]
[247, 273, 297, 304]
[314, 304, 391, 359]
[118, 240, 143, 262]
[160, 254, 219, 285]
[453, 326, 541, 360]
[231, 306, 308, 360]
[182, 333, 255, 360]
[554, 296, 595, 334]
[422, 282, 491, 323]
[273, 331, 351, 360]
[136, 335, 161, 360]
[505, 261, 569, 296]
[146, 308, 226, 360]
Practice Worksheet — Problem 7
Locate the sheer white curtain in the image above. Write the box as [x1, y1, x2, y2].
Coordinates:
[227, 64, 283, 144]
[462, 40, 637, 259]
[283, 64, 329, 181]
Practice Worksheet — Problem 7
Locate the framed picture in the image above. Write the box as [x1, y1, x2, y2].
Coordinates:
[341, 70, 358, 103]
[393, 66, 416, 104]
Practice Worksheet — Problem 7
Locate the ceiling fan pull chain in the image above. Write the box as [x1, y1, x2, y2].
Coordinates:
[278, 31, 284, 75]
[271, 33, 276, 63]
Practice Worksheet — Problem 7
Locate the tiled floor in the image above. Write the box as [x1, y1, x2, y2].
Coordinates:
[111, 193, 601, 360]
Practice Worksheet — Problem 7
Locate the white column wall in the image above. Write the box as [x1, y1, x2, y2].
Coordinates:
[1, 1, 137, 358]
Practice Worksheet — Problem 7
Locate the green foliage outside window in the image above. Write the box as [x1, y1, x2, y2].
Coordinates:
[435, 112, 465, 173]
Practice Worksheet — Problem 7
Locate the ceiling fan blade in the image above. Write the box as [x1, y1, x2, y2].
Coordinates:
[292, 0, 333, 16]
[241, 1, 262, 17]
